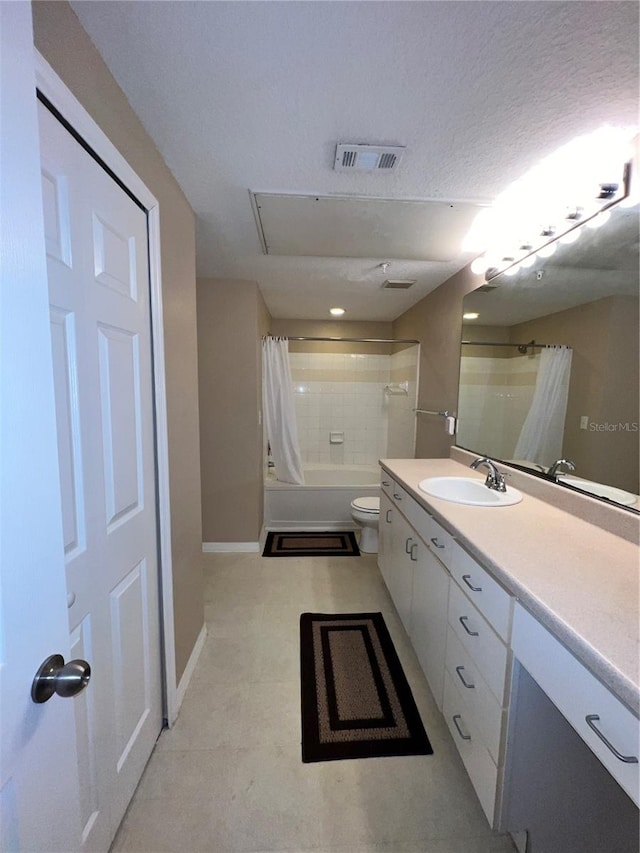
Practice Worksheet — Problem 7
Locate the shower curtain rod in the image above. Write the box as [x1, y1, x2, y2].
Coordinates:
[266, 335, 420, 344]
[461, 340, 554, 350]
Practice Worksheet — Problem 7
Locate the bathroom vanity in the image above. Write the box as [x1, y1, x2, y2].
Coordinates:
[378, 456, 639, 850]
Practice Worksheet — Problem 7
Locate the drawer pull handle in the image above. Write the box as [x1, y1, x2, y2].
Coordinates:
[405, 537, 413, 554]
[462, 574, 482, 592]
[385, 509, 392, 523]
[452, 714, 471, 740]
[410, 543, 418, 562]
[430, 537, 445, 549]
[459, 616, 479, 637]
[455, 665, 475, 689]
[382, 480, 391, 487]
[393, 493, 402, 501]
[585, 715, 639, 764]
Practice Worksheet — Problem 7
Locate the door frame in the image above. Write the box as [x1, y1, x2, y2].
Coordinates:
[34, 50, 180, 725]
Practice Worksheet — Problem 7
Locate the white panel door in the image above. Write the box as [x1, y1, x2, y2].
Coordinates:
[0, 6, 82, 851]
[39, 100, 163, 851]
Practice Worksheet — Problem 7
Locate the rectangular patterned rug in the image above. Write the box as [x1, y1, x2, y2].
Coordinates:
[300, 612, 433, 762]
[263, 531, 360, 557]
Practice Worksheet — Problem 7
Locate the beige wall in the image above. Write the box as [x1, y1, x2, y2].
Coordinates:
[197, 278, 270, 542]
[393, 267, 479, 458]
[270, 319, 394, 354]
[510, 296, 640, 492]
[33, 1, 204, 682]
[460, 323, 511, 359]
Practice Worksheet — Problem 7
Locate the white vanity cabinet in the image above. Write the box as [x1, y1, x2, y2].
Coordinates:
[378, 466, 515, 828]
[379, 480, 415, 634]
[378, 490, 393, 587]
[380, 474, 450, 707]
[409, 532, 450, 711]
[443, 556, 513, 826]
[378, 460, 640, 848]
[511, 604, 640, 808]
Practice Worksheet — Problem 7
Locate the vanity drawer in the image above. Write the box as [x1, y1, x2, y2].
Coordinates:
[450, 542, 513, 641]
[448, 581, 509, 704]
[512, 604, 640, 808]
[443, 670, 498, 826]
[418, 513, 455, 566]
[380, 473, 395, 499]
[445, 626, 505, 763]
[388, 479, 412, 510]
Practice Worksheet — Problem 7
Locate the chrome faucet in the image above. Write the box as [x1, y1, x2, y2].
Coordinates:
[469, 456, 507, 492]
[547, 459, 576, 479]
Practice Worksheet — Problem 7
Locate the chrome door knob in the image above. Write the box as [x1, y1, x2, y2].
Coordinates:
[31, 654, 91, 703]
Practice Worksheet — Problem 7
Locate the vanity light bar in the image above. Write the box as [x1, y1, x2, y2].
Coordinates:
[483, 163, 633, 281]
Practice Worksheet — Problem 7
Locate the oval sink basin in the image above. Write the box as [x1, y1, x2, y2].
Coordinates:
[558, 475, 638, 507]
[418, 476, 523, 507]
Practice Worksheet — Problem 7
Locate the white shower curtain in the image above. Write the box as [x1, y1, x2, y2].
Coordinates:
[262, 336, 304, 485]
[513, 345, 573, 468]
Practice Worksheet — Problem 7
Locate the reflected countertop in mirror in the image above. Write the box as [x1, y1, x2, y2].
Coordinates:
[458, 199, 640, 512]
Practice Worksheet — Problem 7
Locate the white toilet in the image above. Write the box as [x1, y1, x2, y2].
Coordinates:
[350, 496, 380, 553]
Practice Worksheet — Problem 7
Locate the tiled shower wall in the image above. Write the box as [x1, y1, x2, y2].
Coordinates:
[387, 346, 419, 458]
[457, 353, 539, 461]
[289, 347, 417, 467]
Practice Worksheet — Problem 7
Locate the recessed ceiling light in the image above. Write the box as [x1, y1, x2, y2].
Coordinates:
[330, 307, 345, 316]
[463, 312, 480, 320]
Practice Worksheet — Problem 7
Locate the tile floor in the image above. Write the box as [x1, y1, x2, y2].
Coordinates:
[111, 551, 517, 853]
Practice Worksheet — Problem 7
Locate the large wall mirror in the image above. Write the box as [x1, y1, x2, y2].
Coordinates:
[457, 192, 639, 512]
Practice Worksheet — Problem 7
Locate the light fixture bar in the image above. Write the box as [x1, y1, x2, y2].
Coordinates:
[485, 160, 633, 281]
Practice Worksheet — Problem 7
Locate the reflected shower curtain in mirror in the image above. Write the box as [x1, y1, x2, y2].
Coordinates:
[262, 336, 304, 485]
[513, 345, 573, 468]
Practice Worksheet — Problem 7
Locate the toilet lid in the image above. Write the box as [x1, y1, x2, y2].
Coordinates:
[351, 496, 380, 513]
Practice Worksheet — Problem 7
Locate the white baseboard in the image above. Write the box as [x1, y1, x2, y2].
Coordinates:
[173, 622, 207, 718]
[202, 541, 260, 553]
[264, 522, 357, 532]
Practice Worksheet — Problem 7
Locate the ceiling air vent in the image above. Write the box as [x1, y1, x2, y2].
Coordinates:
[334, 143, 405, 172]
[383, 279, 416, 290]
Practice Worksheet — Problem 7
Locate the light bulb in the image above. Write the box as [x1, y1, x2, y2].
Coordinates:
[559, 229, 581, 244]
[504, 263, 521, 277]
[520, 254, 536, 268]
[329, 307, 345, 316]
[470, 256, 490, 275]
[619, 194, 639, 208]
[463, 312, 480, 320]
[537, 242, 557, 258]
[586, 210, 611, 229]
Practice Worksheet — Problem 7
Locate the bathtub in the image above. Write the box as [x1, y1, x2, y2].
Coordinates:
[264, 464, 381, 530]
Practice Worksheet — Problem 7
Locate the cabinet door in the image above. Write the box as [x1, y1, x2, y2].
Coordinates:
[391, 511, 415, 634]
[410, 541, 450, 710]
[378, 491, 394, 589]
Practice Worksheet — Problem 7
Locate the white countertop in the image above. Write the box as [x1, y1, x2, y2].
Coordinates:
[380, 457, 640, 715]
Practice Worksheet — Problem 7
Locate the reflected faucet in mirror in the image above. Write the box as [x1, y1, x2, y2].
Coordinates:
[547, 459, 576, 480]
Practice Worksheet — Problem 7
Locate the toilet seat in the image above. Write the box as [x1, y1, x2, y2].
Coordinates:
[350, 496, 380, 514]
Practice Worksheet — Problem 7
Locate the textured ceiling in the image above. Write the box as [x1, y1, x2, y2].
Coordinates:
[70, 1, 639, 320]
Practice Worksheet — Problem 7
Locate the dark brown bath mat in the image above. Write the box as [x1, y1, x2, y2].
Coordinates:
[300, 612, 433, 762]
[263, 531, 360, 557]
